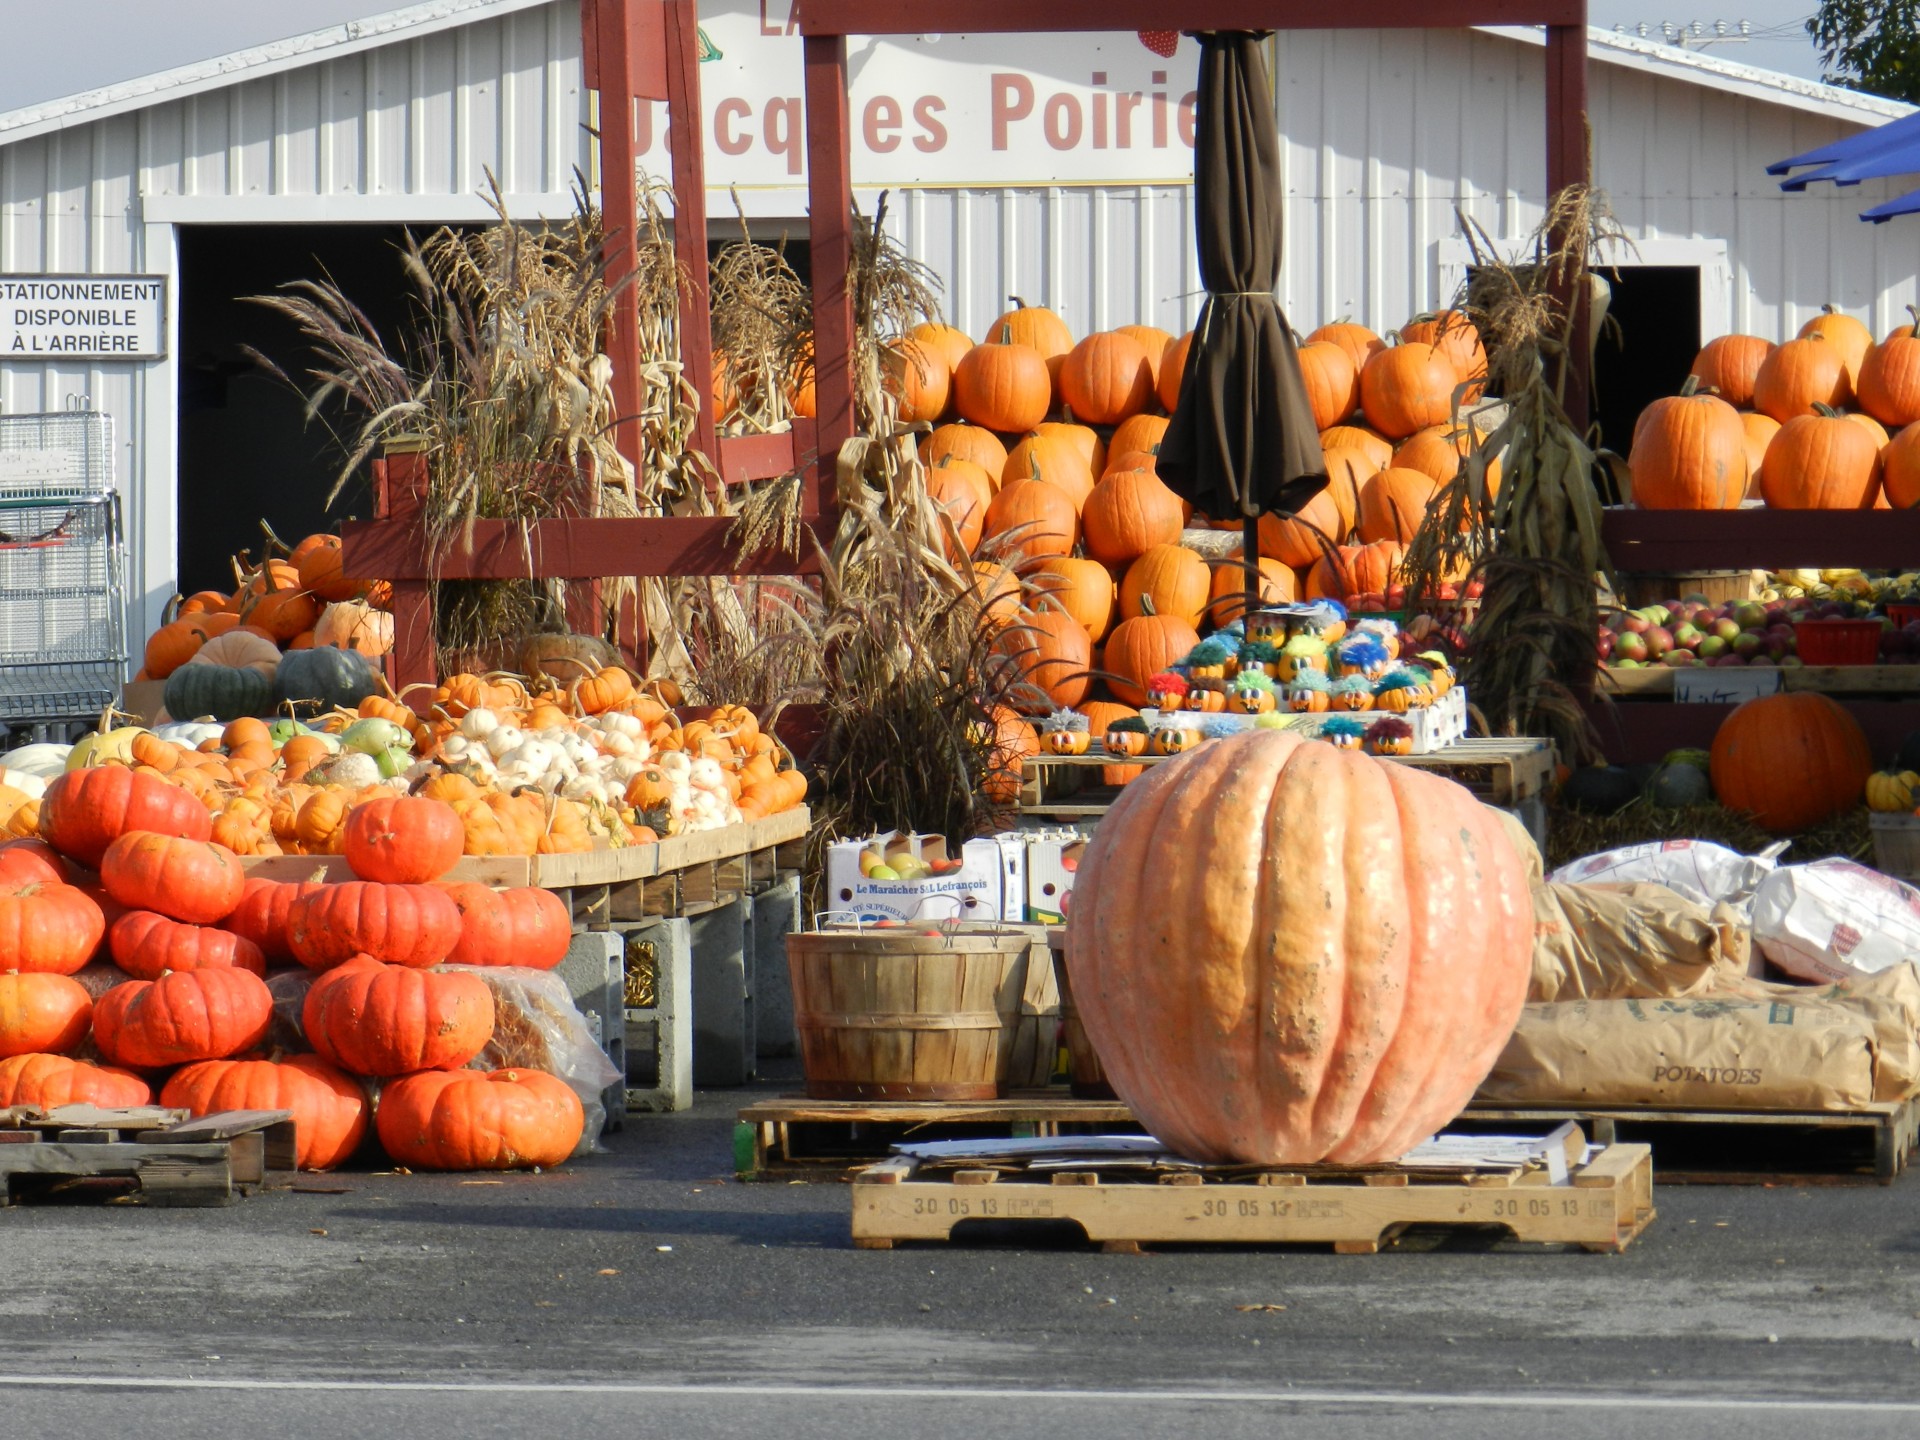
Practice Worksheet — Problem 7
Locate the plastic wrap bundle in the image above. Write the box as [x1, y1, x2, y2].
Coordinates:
[442, 965, 621, 1155]
[1548, 839, 1784, 913]
[1751, 859, 1920, 983]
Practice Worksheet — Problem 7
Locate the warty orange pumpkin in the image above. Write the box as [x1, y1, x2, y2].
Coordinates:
[93, 966, 273, 1069]
[162, 1055, 368, 1170]
[0, 971, 93, 1057]
[286, 882, 465, 971]
[376, 1067, 584, 1171]
[0, 1052, 150, 1108]
[302, 953, 494, 1076]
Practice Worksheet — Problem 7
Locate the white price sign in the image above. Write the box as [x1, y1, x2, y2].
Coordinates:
[1, 274, 167, 360]
[1672, 667, 1785, 704]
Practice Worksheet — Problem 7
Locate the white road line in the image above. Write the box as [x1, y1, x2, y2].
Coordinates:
[0, 1377, 1913, 1413]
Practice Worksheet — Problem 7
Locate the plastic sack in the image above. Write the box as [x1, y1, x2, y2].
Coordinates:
[266, 968, 315, 1052]
[1751, 859, 1920, 983]
[1529, 882, 1751, 1003]
[444, 965, 621, 1156]
[1547, 838, 1783, 910]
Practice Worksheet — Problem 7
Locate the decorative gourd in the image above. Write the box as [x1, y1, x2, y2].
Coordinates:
[1688, 334, 1774, 408]
[1066, 729, 1531, 1164]
[954, 334, 1052, 433]
[1627, 378, 1749, 510]
[1357, 467, 1441, 545]
[109, 910, 266, 980]
[99, 833, 245, 924]
[1081, 469, 1186, 566]
[342, 796, 465, 884]
[1059, 331, 1154, 426]
[162, 1055, 367, 1171]
[1102, 611, 1203, 708]
[1866, 769, 1920, 813]
[0, 1054, 149, 1108]
[285, 882, 465, 971]
[882, 339, 951, 425]
[1752, 332, 1852, 421]
[1360, 343, 1457, 439]
[1031, 557, 1115, 642]
[39, 767, 212, 867]
[1297, 341, 1360, 430]
[1255, 488, 1348, 570]
[1307, 322, 1386, 376]
[312, 601, 394, 658]
[1119, 545, 1210, 628]
[442, 883, 573, 969]
[1857, 307, 1920, 427]
[1304, 541, 1406, 602]
[93, 966, 273, 1069]
[981, 477, 1078, 559]
[1102, 716, 1151, 757]
[302, 953, 495, 1076]
[0, 971, 93, 1056]
[376, 1067, 584, 1171]
[1000, 609, 1093, 713]
[1709, 691, 1872, 834]
[272, 645, 379, 715]
[921, 424, 1009, 487]
[1759, 406, 1881, 510]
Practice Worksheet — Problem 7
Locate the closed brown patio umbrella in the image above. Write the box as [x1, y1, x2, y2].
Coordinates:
[1156, 30, 1327, 620]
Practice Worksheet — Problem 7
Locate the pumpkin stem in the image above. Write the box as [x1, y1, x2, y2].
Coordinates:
[1907, 303, 1920, 337]
[1678, 375, 1703, 398]
[1139, 594, 1158, 617]
[998, 324, 1013, 346]
[1009, 295, 1030, 310]
[1813, 402, 1844, 419]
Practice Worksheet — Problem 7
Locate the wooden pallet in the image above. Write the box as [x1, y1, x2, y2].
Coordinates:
[1460, 1095, 1920, 1185]
[735, 1094, 1140, 1180]
[850, 1132, 1655, 1254]
[1600, 665, 1920, 698]
[0, 1105, 296, 1207]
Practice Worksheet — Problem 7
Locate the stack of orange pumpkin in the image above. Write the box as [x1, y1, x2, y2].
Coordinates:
[137, 531, 394, 684]
[891, 302, 1494, 758]
[1632, 305, 1920, 510]
[0, 789, 588, 1173]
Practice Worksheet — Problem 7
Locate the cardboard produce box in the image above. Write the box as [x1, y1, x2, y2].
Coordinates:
[1024, 830, 1088, 925]
[822, 831, 1025, 924]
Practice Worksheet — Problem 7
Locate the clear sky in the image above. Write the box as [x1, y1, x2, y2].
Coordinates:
[0, 0, 1840, 115]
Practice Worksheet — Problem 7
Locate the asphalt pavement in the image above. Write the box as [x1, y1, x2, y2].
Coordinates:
[3, 1079, 1919, 1439]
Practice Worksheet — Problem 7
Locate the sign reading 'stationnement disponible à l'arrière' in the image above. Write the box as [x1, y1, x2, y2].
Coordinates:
[1, 275, 167, 360]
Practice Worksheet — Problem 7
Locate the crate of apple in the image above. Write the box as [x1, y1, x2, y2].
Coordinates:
[1602, 595, 1905, 669]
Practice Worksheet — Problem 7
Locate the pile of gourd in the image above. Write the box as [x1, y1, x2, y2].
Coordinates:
[884, 301, 1491, 741]
[0, 671, 806, 860]
[0, 788, 589, 1172]
[1632, 305, 1920, 511]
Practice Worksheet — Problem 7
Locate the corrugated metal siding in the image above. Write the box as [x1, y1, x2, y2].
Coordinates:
[0, 2, 588, 645]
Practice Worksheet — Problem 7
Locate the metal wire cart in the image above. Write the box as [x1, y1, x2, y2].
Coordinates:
[0, 409, 127, 741]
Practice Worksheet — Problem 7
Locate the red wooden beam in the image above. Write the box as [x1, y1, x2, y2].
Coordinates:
[794, 1, 1587, 34]
[341, 516, 824, 581]
[1545, 21, 1592, 430]
[803, 32, 856, 517]
[1603, 508, 1920, 572]
[663, 0, 718, 473]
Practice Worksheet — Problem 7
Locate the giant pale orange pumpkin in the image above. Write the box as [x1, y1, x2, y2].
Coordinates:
[1753, 333, 1852, 421]
[1627, 381, 1748, 510]
[376, 1067, 584, 1171]
[0, 971, 93, 1057]
[1883, 422, 1920, 508]
[926, 457, 992, 554]
[954, 336, 1052, 434]
[1059, 331, 1154, 426]
[981, 477, 1078, 560]
[1157, 331, 1193, 413]
[921, 424, 1008, 487]
[302, 953, 494, 1076]
[343, 796, 465, 884]
[1709, 692, 1871, 834]
[1296, 340, 1360, 430]
[1305, 540, 1406, 601]
[162, 1054, 368, 1170]
[286, 882, 464, 971]
[1357, 467, 1441, 544]
[1307, 322, 1385, 377]
[1118, 544, 1210, 628]
[1065, 730, 1532, 1164]
[93, 966, 273, 1069]
[1255, 488, 1347, 570]
[1688, 333, 1773, 409]
[1799, 305, 1873, 392]
[1030, 557, 1115, 641]
[1204, 554, 1296, 627]
[1103, 612, 1202, 707]
[1081, 468, 1185, 566]
[40, 766, 212, 868]
[1360, 343, 1457, 439]
[0, 880, 104, 975]
[999, 609, 1093, 713]
[1759, 406, 1881, 509]
[1002, 429, 1095, 511]
[882, 339, 951, 425]
[1857, 307, 1920, 427]
[442, 883, 573, 969]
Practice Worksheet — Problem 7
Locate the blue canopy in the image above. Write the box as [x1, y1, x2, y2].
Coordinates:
[1771, 107, 1920, 221]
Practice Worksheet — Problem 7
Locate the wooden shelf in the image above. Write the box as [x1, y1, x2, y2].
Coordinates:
[1600, 665, 1920, 697]
[1602, 507, 1920, 571]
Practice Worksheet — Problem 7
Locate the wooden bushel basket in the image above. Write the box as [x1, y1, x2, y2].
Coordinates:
[1054, 958, 1115, 1100]
[787, 922, 1035, 1100]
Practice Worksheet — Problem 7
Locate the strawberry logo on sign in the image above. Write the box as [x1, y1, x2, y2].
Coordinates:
[1138, 30, 1180, 58]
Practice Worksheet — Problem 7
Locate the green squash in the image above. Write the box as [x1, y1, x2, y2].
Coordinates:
[273, 645, 379, 716]
[1646, 760, 1712, 809]
[164, 662, 272, 723]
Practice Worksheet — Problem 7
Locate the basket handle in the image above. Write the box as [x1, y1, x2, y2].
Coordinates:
[813, 909, 865, 932]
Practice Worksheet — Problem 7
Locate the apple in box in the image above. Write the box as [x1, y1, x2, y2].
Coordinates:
[1025, 832, 1088, 925]
[826, 831, 1025, 923]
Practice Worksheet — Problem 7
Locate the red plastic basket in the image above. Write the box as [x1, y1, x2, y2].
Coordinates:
[1793, 619, 1882, 665]
[1887, 602, 1920, 627]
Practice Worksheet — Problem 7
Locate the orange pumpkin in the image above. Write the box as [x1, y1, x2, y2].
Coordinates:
[1357, 467, 1442, 544]
[1799, 305, 1873, 392]
[1740, 411, 1781, 498]
[1059, 331, 1154, 426]
[1204, 555, 1297, 627]
[1157, 331, 1193, 413]
[926, 456, 993, 554]
[1709, 692, 1871, 834]
[1857, 307, 1920, 427]
[1758, 406, 1881, 509]
[1102, 612, 1202, 707]
[1307, 322, 1386, 377]
[954, 334, 1053, 433]
[1031, 557, 1115, 642]
[1360, 343, 1458, 439]
[1064, 729, 1532, 1163]
[1394, 423, 1501, 496]
[1108, 414, 1168, 465]
[979, 705, 1040, 804]
[1297, 340, 1360, 430]
[1255, 487, 1348, 570]
[143, 617, 208, 679]
[1031, 420, 1107, 480]
[921, 423, 1009, 487]
[1883, 422, 1920, 508]
[1322, 423, 1395, 471]
[1689, 334, 1774, 409]
[981, 477, 1079, 560]
[1000, 609, 1093, 713]
[1003, 429, 1096, 512]
[1305, 540, 1407, 601]
[1401, 311, 1487, 394]
[909, 321, 975, 384]
[883, 339, 951, 425]
[1753, 333, 1852, 421]
[1627, 381, 1749, 509]
[1119, 544, 1210, 628]
[971, 561, 1022, 627]
[1115, 325, 1174, 390]
[1081, 468, 1186, 566]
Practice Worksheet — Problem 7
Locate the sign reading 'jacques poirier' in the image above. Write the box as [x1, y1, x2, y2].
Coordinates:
[1, 275, 167, 359]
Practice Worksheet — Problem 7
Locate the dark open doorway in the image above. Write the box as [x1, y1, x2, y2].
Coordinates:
[175, 224, 438, 595]
[1591, 265, 1701, 455]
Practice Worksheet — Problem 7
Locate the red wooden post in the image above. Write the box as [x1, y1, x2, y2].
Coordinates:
[664, 0, 718, 477]
[803, 33, 856, 518]
[1544, 17, 1591, 432]
[377, 448, 436, 703]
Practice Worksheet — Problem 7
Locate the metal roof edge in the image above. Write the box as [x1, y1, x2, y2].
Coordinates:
[0, 0, 557, 146]
[1477, 24, 1916, 125]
